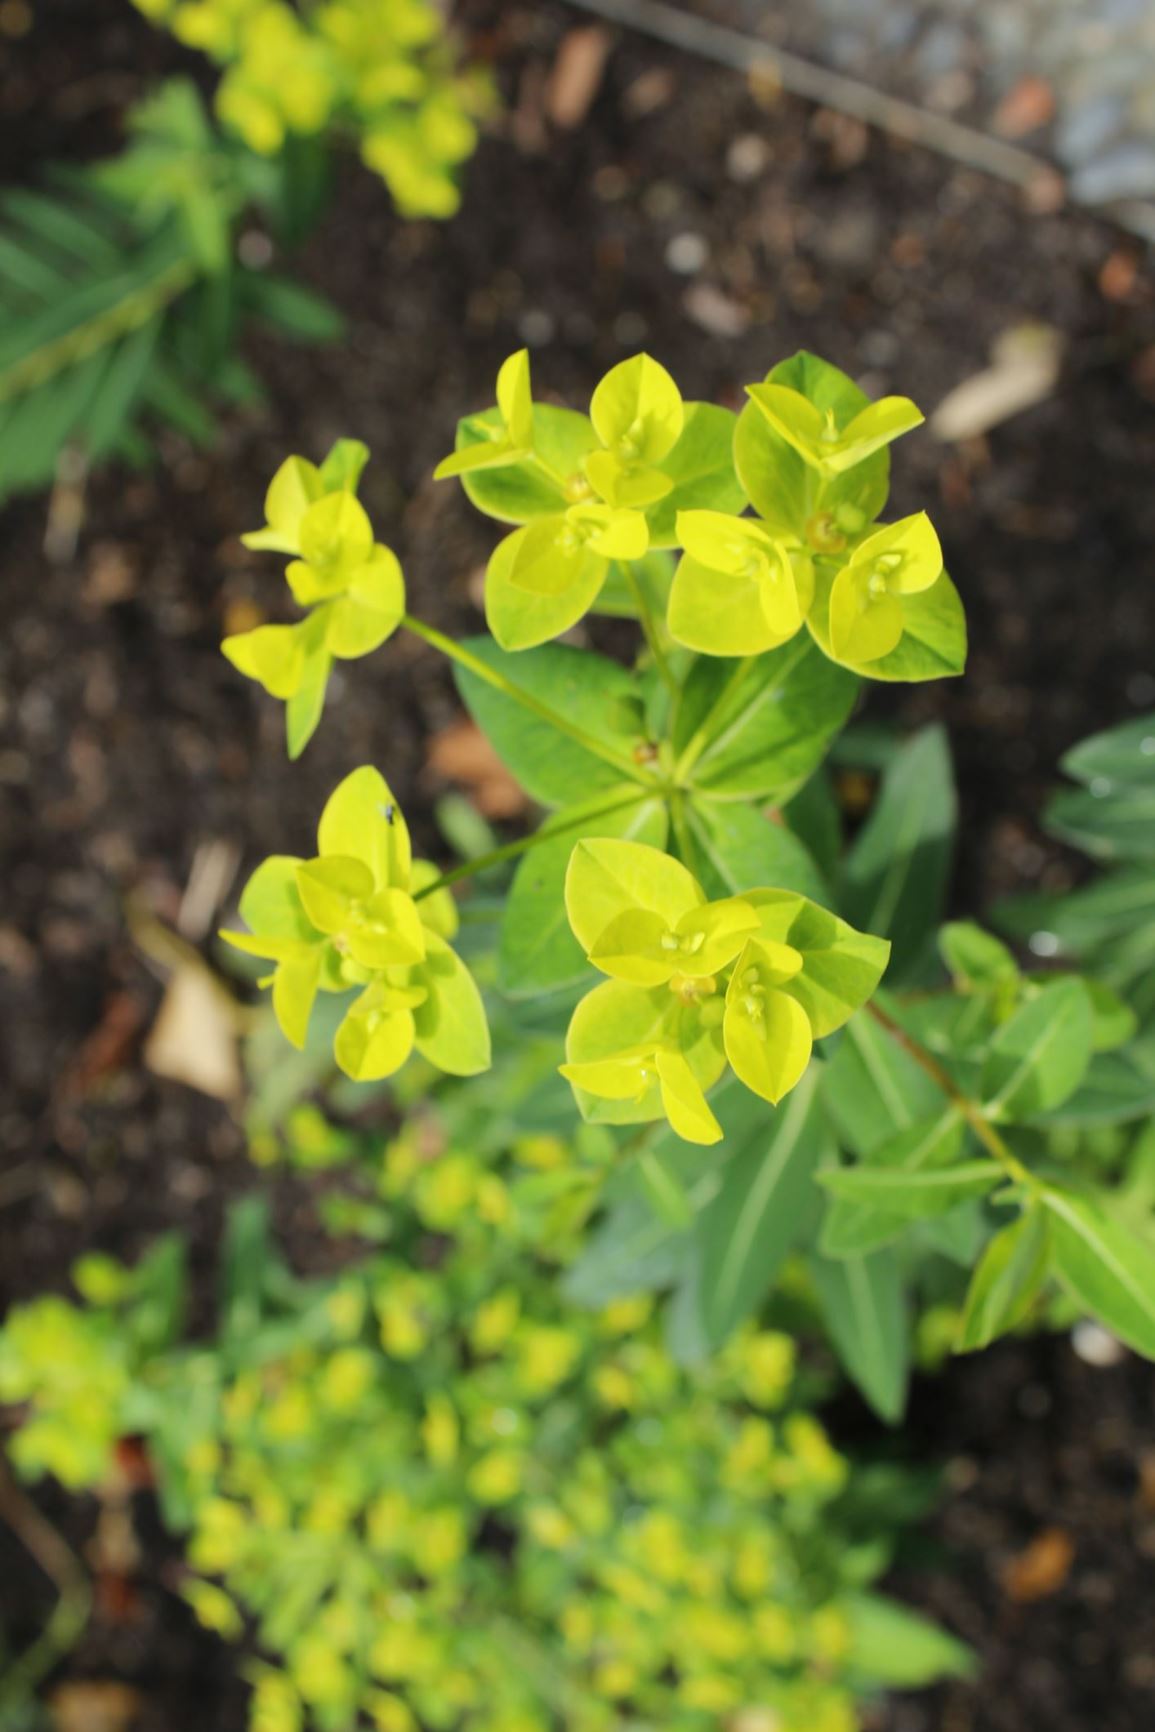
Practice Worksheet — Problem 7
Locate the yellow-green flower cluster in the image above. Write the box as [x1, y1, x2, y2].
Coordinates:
[0, 1296, 131, 1489]
[437, 348, 966, 682]
[170, 1134, 867, 1732]
[0, 1127, 969, 1732]
[561, 838, 890, 1144]
[220, 766, 490, 1084]
[132, 0, 490, 216]
[224, 442, 405, 757]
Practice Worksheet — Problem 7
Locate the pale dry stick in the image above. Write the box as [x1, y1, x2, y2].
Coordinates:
[564, 0, 1061, 196]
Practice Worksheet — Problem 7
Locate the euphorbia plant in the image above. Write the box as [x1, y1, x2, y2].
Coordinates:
[223, 347, 1155, 1402]
[225, 347, 959, 1083]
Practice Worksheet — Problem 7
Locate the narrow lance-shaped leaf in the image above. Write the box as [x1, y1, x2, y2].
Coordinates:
[499, 796, 668, 996]
[696, 1066, 829, 1347]
[844, 1594, 976, 1688]
[955, 1208, 1051, 1353]
[981, 978, 1095, 1123]
[453, 637, 649, 809]
[819, 1158, 1003, 1218]
[1042, 1188, 1155, 1359]
[809, 1247, 910, 1422]
[819, 1111, 966, 1261]
[840, 726, 956, 985]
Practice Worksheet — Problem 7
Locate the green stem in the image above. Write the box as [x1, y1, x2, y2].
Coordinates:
[668, 791, 705, 882]
[402, 613, 657, 787]
[619, 560, 678, 704]
[865, 1000, 1037, 1191]
[412, 791, 647, 901]
[528, 448, 570, 490]
[673, 654, 758, 783]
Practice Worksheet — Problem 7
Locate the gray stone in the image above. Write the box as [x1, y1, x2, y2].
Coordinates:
[1056, 94, 1126, 165]
[914, 19, 970, 77]
[814, 206, 882, 269]
[1072, 139, 1155, 201]
[876, 10, 919, 55]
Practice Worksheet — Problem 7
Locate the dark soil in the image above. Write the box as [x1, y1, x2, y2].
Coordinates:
[2, 2, 1155, 1729]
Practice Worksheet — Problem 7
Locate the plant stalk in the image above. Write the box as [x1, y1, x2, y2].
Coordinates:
[866, 999, 1037, 1190]
[412, 791, 649, 901]
[673, 654, 758, 783]
[401, 613, 658, 788]
[618, 560, 678, 705]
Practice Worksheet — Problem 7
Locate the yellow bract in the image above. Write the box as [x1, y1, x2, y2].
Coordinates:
[828, 512, 943, 664]
[669, 509, 813, 656]
[433, 349, 535, 480]
[561, 840, 889, 1143]
[224, 446, 405, 755]
[746, 380, 924, 476]
[219, 768, 490, 1084]
[135, 0, 487, 218]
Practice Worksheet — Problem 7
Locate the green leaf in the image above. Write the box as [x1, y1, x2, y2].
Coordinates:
[593, 547, 674, 621]
[674, 637, 858, 802]
[1060, 710, 1155, 789]
[696, 1067, 828, 1346]
[83, 317, 162, 457]
[220, 1197, 273, 1343]
[956, 1209, 1051, 1352]
[733, 352, 891, 538]
[590, 353, 683, 464]
[783, 770, 842, 878]
[819, 1110, 964, 1258]
[809, 1249, 909, 1421]
[412, 935, 491, 1076]
[939, 921, 1019, 990]
[458, 403, 596, 523]
[454, 636, 648, 809]
[498, 796, 668, 995]
[644, 403, 744, 547]
[663, 1258, 711, 1366]
[0, 187, 121, 267]
[818, 1014, 943, 1157]
[919, 1200, 986, 1266]
[1043, 1189, 1155, 1358]
[840, 726, 956, 984]
[981, 978, 1094, 1122]
[317, 765, 412, 891]
[808, 561, 967, 682]
[237, 855, 314, 942]
[844, 1593, 976, 1687]
[997, 867, 1155, 958]
[285, 651, 330, 760]
[319, 438, 369, 493]
[749, 895, 889, 1039]
[1084, 978, 1138, 1052]
[683, 799, 827, 904]
[561, 1198, 691, 1305]
[1046, 784, 1155, 863]
[561, 1130, 726, 1305]
[485, 524, 608, 651]
[244, 272, 344, 341]
[819, 1158, 1002, 1216]
[1034, 1045, 1155, 1126]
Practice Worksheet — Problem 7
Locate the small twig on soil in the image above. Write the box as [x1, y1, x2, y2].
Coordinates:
[0, 1451, 91, 1706]
[564, 0, 1060, 196]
